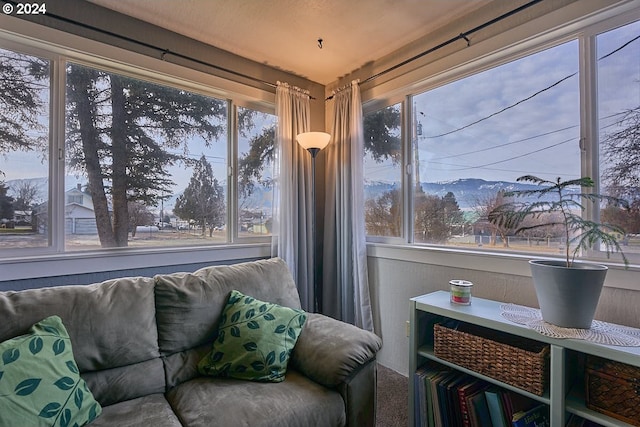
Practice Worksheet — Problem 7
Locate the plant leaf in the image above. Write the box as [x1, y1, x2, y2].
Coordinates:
[2, 348, 19, 365]
[15, 378, 41, 395]
[38, 402, 61, 418]
[74, 387, 84, 409]
[60, 408, 72, 427]
[54, 376, 75, 390]
[42, 326, 60, 336]
[29, 337, 43, 355]
[52, 339, 65, 355]
[243, 342, 257, 352]
[211, 351, 224, 363]
[66, 360, 79, 374]
[266, 351, 276, 365]
[247, 321, 259, 329]
[250, 360, 264, 371]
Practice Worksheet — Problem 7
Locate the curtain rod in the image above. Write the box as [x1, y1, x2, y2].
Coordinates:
[18, 0, 542, 101]
[326, 0, 544, 100]
[11, 1, 279, 91]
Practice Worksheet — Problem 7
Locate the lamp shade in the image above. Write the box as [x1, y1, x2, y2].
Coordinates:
[296, 132, 331, 151]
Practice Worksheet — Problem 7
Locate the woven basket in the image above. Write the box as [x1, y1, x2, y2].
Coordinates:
[433, 322, 549, 396]
[586, 355, 640, 426]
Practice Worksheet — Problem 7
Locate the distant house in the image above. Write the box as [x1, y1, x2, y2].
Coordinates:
[65, 185, 98, 234]
[34, 184, 101, 235]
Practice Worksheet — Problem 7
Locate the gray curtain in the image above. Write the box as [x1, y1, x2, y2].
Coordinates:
[323, 81, 374, 331]
[271, 81, 314, 311]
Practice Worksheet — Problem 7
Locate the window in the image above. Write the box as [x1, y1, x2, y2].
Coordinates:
[363, 103, 402, 237]
[0, 43, 275, 258]
[412, 41, 580, 253]
[363, 13, 640, 265]
[237, 106, 276, 238]
[597, 20, 640, 259]
[64, 62, 228, 250]
[0, 47, 50, 249]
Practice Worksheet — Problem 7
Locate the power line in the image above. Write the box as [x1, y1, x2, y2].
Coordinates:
[422, 34, 640, 139]
[429, 125, 578, 160]
[441, 137, 576, 171]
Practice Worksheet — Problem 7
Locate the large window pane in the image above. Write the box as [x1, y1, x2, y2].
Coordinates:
[65, 63, 228, 250]
[598, 20, 640, 260]
[0, 47, 50, 250]
[237, 107, 276, 238]
[363, 103, 402, 237]
[412, 41, 580, 253]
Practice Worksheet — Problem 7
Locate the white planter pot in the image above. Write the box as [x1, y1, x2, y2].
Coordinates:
[529, 260, 607, 329]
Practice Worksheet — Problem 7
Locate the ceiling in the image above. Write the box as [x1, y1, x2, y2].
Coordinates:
[86, 0, 492, 85]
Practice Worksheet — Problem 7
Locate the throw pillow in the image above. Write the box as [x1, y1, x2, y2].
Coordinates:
[198, 289, 307, 382]
[0, 315, 102, 427]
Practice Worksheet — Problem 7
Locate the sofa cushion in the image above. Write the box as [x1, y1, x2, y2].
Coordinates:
[165, 370, 346, 427]
[88, 394, 182, 427]
[0, 277, 159, 372]
[0, 277, 163, 405]
[154, 257, 302, 357]
[82, 358, 166, 407]
[0, 315, 101, 427]
[197, 289, 306, 382]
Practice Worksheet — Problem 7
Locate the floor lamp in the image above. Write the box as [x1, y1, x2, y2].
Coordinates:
[296, 131, 331, 313]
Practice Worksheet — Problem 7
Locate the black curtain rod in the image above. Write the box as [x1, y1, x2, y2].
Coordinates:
[326, 0, 544, 100]
[17, 0, 542, 101]
[11, 1, 279, 91]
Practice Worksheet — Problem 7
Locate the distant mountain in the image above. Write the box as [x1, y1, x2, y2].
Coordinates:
[6, 176, 577, 214]
[365, 178, 579, 209]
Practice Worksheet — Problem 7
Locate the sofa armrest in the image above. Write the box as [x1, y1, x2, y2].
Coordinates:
[290, 313, 382, 388]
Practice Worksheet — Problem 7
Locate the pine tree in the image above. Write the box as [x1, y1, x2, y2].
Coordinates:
[174, 155, 225, 236]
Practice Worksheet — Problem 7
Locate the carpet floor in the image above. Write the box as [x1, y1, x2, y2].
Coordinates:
[376, 364, 409, 427]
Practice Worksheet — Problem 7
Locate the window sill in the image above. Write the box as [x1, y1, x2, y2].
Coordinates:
[0, 243, 271, 282]
[366, 243, 639, 291]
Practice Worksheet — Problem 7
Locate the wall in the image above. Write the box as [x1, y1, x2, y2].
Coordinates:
[368, 250, 640, 375]
[326, 0, 640, 375]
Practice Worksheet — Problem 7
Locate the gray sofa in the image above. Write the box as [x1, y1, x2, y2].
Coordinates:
[0, 257, 382, 426]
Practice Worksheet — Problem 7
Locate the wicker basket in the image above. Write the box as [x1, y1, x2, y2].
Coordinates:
[433, 322, 549, 396]
[586, 355, 640, 426]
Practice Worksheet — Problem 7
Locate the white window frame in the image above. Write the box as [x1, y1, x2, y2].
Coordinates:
[362, 3, 640, 289]
[0, 15, 274, 279]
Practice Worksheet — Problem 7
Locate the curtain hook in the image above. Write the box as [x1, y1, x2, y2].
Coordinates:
[317, 38, 323, 49]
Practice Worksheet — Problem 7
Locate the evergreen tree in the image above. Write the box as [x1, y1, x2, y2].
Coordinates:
[174, 155, 225, 236]
[65, 64, 227, 247]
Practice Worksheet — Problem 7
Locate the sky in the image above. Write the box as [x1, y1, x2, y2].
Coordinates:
[364, 20, 640, 185]
[2, 20, 638, 203]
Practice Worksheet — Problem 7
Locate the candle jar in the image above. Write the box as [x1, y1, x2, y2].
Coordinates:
[449, 280, 473, 305]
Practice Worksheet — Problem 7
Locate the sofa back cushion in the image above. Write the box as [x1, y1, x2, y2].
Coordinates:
[154, 257, 302, 386]
[0, 277, 164, 405]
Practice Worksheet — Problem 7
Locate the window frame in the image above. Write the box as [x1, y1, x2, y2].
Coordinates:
[0, 14, 274, 275]
[362, 4, 640, 274]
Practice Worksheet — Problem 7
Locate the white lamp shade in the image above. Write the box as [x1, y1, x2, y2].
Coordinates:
[296, 132, 331, 151]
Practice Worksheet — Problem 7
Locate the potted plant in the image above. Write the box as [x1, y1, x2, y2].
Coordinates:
[488, 175, 628, 328]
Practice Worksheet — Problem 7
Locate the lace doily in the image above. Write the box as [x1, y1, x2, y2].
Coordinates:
[500, 303, 640, 347]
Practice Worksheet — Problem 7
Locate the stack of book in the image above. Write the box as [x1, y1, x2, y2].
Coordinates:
[414, 363, 558, 427]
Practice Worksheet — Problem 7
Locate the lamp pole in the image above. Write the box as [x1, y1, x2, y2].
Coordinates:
[296, 132, 331, 314]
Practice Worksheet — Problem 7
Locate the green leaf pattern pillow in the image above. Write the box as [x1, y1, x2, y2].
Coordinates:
[198, 290, 307, 382]
[0, 315, 101, 427]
